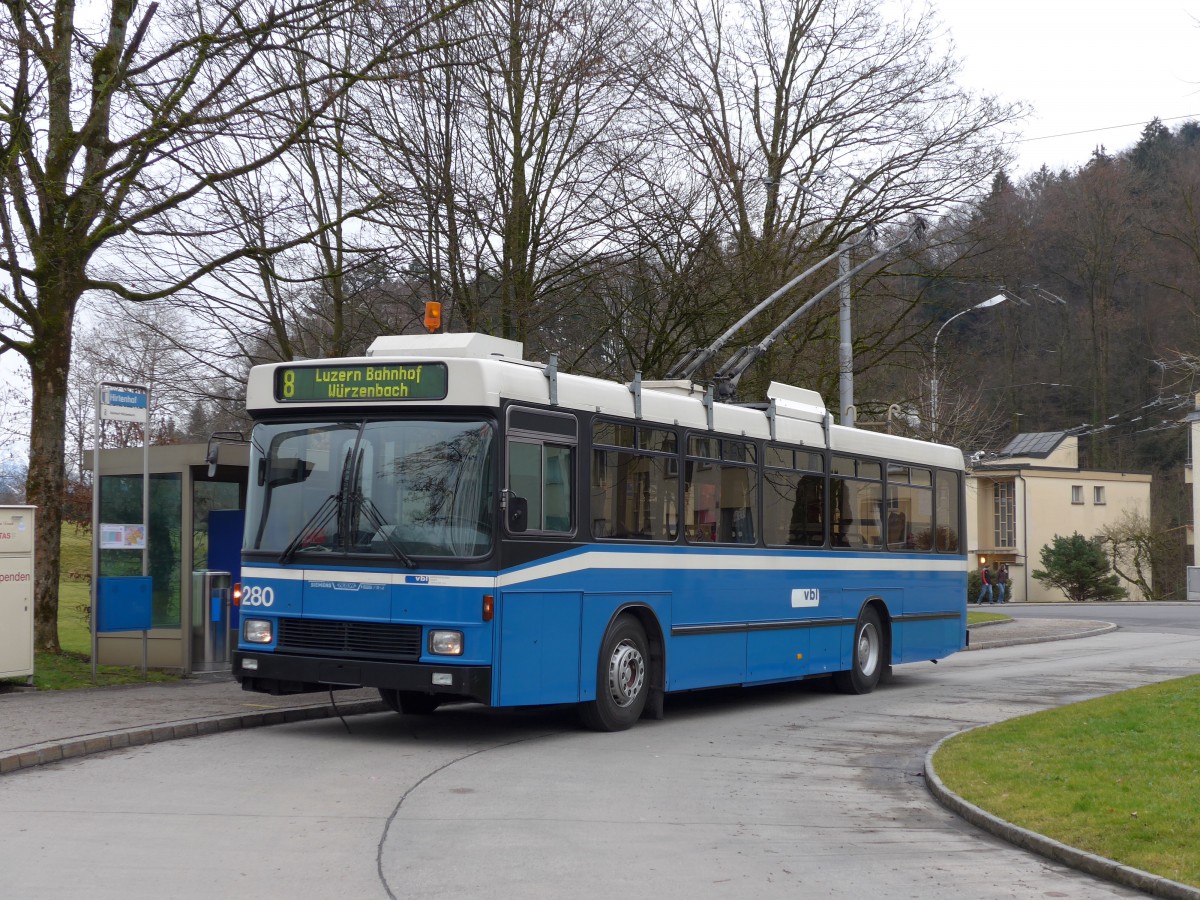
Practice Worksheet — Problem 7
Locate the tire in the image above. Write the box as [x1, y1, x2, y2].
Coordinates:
[378, 688, 441, 715]
[833, 606, 885, 695]
[579, 615, 650, 732]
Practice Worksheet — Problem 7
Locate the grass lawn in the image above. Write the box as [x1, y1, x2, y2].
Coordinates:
[934, 675, 1200, 888]
[968, 610, 1009, 625]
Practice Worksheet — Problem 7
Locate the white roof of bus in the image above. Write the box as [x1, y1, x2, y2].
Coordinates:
[245, 333, 964, 470]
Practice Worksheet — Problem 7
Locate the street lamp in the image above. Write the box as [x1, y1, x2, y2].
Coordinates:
[930, 293, 1007, 436]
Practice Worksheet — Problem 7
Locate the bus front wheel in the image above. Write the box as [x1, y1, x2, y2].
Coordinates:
[833, 606, 884, 695]
[379, 688, 441, 715]
[579, 616, 650, 732]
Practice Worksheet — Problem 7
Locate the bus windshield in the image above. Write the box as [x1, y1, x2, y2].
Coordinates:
[244, 419, 496, 560]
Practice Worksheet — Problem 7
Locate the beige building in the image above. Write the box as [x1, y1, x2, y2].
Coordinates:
[967, 432, 1152, 602]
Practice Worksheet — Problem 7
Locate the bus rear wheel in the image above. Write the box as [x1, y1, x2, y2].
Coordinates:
[833, 606, 885, 695]
[379, 688, 441, 715]
[579, 615, 649, 732]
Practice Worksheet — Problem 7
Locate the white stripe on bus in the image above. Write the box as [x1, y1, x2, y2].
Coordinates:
[243, 551, 964, 591]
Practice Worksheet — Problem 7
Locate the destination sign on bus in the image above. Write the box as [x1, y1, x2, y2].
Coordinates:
[275, 363, 448, 402]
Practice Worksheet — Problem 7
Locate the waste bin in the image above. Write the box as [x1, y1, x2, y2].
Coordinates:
[192, 570, 232, 672]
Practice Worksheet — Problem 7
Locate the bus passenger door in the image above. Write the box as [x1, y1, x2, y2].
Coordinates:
[496, 590, 583, 706]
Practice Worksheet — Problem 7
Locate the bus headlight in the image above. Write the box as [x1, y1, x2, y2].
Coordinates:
[243, 618, 273, 644]
[429, 630, 463, 656]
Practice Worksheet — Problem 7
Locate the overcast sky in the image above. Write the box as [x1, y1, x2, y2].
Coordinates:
[933, 0, 1200, 175]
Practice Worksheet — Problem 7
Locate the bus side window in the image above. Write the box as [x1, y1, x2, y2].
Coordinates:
[935, 469, 961, 552]
[506, 438, 575, 535]
[544, 446, 572, 531]
[508, 440, 543, 531]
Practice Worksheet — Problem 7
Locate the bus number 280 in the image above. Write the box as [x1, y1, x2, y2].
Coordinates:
[242, 585, 275, 607]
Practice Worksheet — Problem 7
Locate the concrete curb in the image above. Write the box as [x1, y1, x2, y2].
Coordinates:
[967, 621, 1118, 650]
[0, 698, 386, 777]
[925, 730, 1200, 900]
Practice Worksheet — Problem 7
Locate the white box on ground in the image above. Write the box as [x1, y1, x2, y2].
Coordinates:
[0, 505, 36, 679]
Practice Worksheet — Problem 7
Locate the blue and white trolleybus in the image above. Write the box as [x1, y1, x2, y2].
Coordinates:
[232, 331, 967, 731]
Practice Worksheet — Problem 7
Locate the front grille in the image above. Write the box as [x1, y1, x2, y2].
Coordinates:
[277, 618, 422, 660]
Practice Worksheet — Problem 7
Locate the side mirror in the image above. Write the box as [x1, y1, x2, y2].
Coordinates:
[507, 496, 528, 533]
[206, 430, 247, 478]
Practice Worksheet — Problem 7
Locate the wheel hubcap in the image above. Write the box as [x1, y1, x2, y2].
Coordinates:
[857, 622, 880, 676]
[606, 639, 646, 708]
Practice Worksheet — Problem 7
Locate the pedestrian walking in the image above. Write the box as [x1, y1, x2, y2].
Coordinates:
[976, 565, 992, 604]
[997, 563, 1010, 603]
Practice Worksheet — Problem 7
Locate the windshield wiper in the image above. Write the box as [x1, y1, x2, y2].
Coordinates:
[279, 493, 340, 565]
[351, 491, 417, 569]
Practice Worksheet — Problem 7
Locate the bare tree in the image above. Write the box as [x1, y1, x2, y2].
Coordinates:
[156, 2, 421, 369]
[0, 0, 463, 652]
[64, 303, 199, 480]
[1095, 510, 1179, 601]
[645, 0, 1021, 392]
[360, 0, 663, 354]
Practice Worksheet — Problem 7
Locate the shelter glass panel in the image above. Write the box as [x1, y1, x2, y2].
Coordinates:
[99, 473, 182, 627]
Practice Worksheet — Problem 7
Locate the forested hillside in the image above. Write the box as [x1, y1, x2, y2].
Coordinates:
[916, 120, 1198, 554]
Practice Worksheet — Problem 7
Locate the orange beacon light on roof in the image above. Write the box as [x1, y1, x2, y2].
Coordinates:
[424, 301, 442, 333]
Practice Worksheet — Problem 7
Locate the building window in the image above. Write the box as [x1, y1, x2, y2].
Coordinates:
[993, 481, 1015, 548]
[1071, 485, 1084, 504]
[1094, 486, 1106, 505]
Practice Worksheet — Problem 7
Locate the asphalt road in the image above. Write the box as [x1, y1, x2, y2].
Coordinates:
[1002, 601, 1200, 635]
[3, 615, 1199, 900]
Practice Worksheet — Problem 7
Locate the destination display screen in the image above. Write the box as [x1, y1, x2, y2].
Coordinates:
[274, 363, 449, 403]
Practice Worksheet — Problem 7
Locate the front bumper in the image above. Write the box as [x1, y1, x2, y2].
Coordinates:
[233, 650, 492, 704]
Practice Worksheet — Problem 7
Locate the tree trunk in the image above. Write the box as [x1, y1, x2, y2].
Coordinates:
[26, 307, 77, 653]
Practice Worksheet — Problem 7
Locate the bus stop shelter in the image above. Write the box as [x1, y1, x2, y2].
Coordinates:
[85, 441, 248, 674]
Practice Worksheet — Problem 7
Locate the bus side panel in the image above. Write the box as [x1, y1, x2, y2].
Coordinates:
[895, 612, 967, 663]
[579, 593, 671, 702]
[745, 628, 810, 683]
[895, 570, 967, 663]
[666, 633, 746, 691]
[810, 620, 852, 674]
[496, 591, 582, 706]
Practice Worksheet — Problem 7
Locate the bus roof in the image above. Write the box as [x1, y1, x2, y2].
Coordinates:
[245, 333, 964, 470]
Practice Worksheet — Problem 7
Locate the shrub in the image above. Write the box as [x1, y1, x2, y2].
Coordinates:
[1032, 532, 1127, 602]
